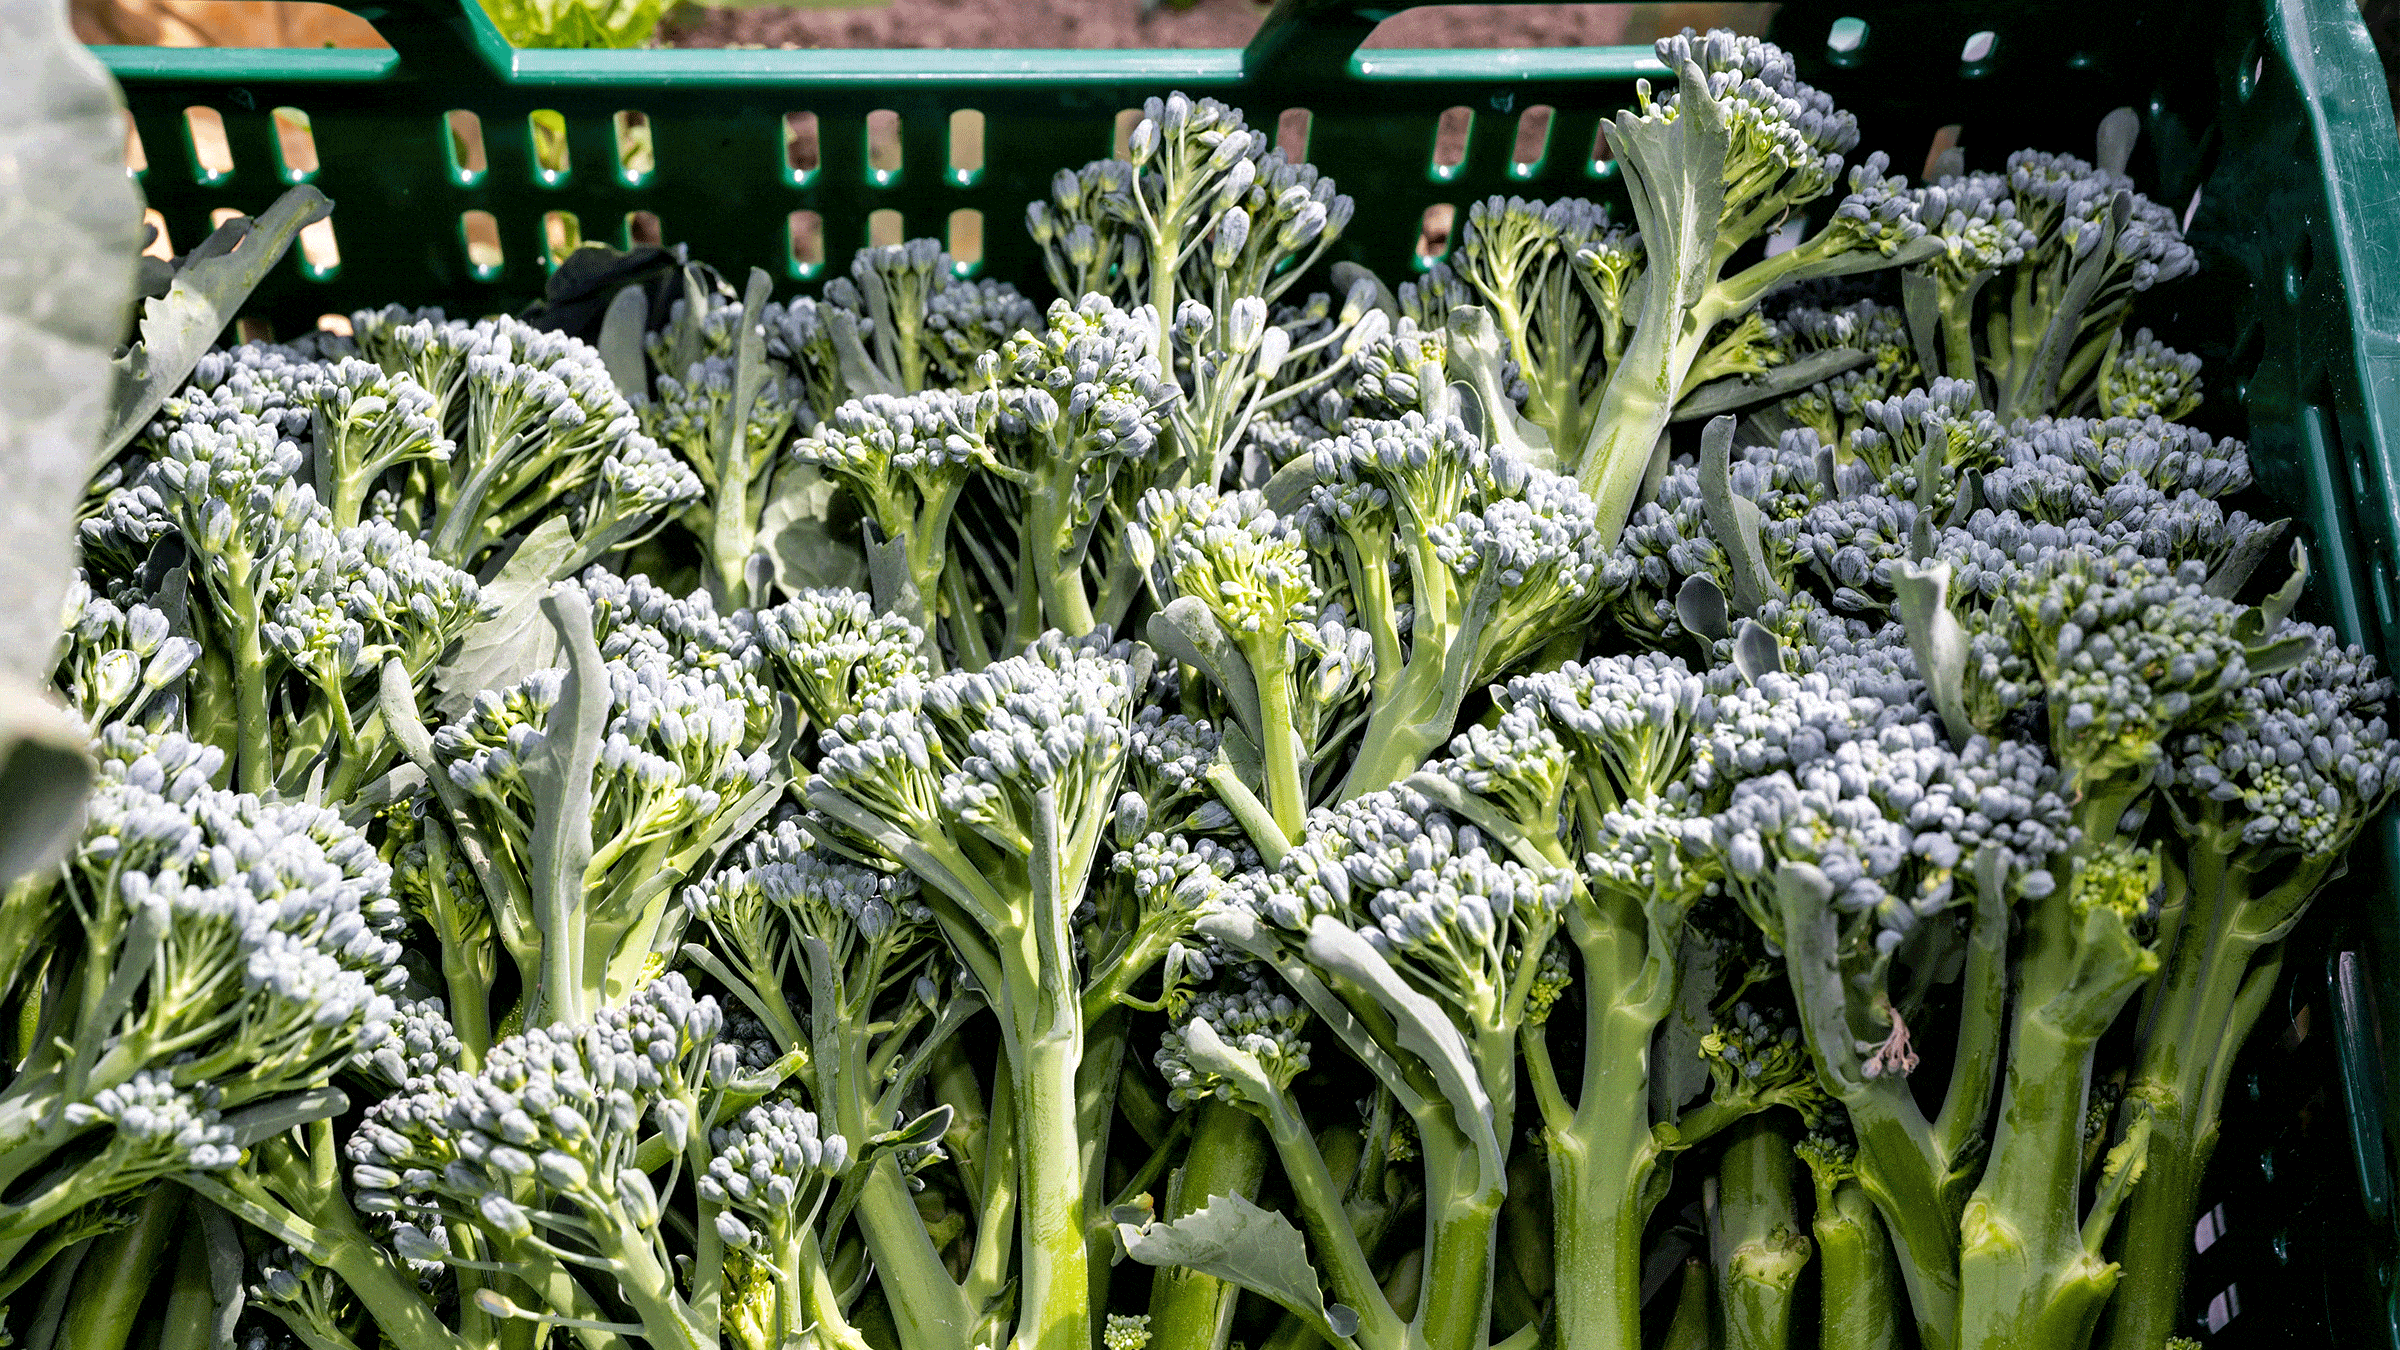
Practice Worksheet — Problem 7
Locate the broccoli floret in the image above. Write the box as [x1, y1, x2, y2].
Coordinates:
[349, 974, 733, 1347]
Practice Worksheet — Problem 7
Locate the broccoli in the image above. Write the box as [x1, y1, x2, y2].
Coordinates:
[11, 40, 2388, 1350]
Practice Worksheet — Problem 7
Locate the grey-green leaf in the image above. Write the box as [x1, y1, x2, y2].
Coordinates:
[520, 590, 609, 1023]
[758, 462, 869, 597]
[1117, 1192, 1359, 1346]
[99, 185, 331, 463]
[1303, 915, 1505, 1186]
[1148, 597, 1265, 748]
[2, 0, 143, 682]
[2095, 106, 2142, 177]
[1445, 305, 1558, 473]
[597, 284, 651, 400]
[432, 517, 577, 718]
[1672, 347, 1873, 421]
[1697, 415, 1783, 616]
[1731, 619, 1785, 688]
[1893, 560, 1973, 747]
[0, 678, 92, 890]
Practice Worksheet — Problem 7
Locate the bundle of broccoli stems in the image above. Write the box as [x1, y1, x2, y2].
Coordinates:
[12, 26, 2389, 1350]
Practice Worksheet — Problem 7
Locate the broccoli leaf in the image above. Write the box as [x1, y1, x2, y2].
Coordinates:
[0, 684, 91, 889]
[431, 516, 577, 719]
[99, 185, 331, 463]
[1117, 1193, 1360, 1345]
[1894, 559, 1974, 747]
[1673, 347, 1874, 421]
[758, 463, 869, 596]
[0, 0, 138, 882]
[597, 284, 650, 399]
[520, 590, 610, 1023]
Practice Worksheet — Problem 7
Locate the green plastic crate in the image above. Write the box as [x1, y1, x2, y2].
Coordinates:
[92, 0, 2400, 1342]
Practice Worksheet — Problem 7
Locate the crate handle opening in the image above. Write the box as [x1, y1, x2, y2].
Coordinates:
[2332, 951, 2394, 1225]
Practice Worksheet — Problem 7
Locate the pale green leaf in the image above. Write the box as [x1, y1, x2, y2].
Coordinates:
[1117, 1193, 1359, 1344]
[431, 517, 577, 719]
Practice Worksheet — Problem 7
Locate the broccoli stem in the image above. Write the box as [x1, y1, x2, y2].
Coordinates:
[1250, 1088, 1406, 1349]
[1814, 1180, 1902, 1350]
[183, 1129, 475, 1350]
[1659, 1259, 1711, 1350]
[2102, 837, 2298, 1350]
[0, 877, 55, 1025]
[1078, 1010, 1129, 1318]
[1941, 299, 1982, 390]
[791, 1226, 875, 1350]
[708, 464, 758, 612]
[857, 1159, 982, 1350]
[1711, 1116, 1809, 1350]
[1244, 638, 1308, 841]
[595, 1204, 713, 1350]
[1955, 1015, 2124, 1350]
[818, 1007, 979, 1350]
[222, 563, 276, 796]
[1955, 870, 2154, 1350]
[1843, 1092, 1960, 1350]
[153, 1221, 217, 1350]
[1544, 916, 1665, 1350]
[1007, 790, 1094, 1350]
[189, 635, 238, 775]
[1144, 1101, 1271, 1350]
[1413, 1119, 1503, 1350]
[1578, 377, 1670, 554]
[1338, 579, 1492, 800]
[56, 1187, 180, 1350]
[1018, 467, 1093, 640]
[1013, 1031, 1092, 1350]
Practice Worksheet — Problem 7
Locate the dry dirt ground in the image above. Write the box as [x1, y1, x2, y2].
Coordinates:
[71, 0, 1771, 51]
[660, 0, 1770, 53]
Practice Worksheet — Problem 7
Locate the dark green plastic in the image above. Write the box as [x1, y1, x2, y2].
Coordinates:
[96, 0, 2400, 1342]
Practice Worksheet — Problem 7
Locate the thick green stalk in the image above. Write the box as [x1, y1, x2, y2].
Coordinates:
[1025, 475, 1094, 638]
[1659, 1260, 1711, 1350]
[2102, 841, 2286, 1350]
[1253, 1093, 1407, 1350]
[1576, 375, 1671, 552]
[907, 482, 966, 671]
[1339, 597, 1491, 803]
[1840, 1096, 1961, 1350]
[2096, 1110, 2210, 1350]
[1955, 1015, 2122, 1350]
[1013, 1031, 1091, 1350]
[189, 1189, 456, 1350]
[1410, 1120, 1503, 1350]
[855, 1159, 982, 1350]
[1813, 1182, 1902, 1350]
[1079, 1010, 1130, 1321]
[54, 1186, 180, 1350]
[1544, 916, 1662, 1350]
[708, 473, 757, 612]
[1245, 639, 1308, 841]
[1712, 1117, 1809, 1350]
[596, 1206, 712, 1350]
[154, 1222, 216, 1350]
[222, 563, 275, 796]
[1145, 1102, 1272, 1350]
[792, 1226, 875, 1350]
[1931, 884, 2011, 1205]
[1956, 879, 2153, 1350]
[1942, 301, 1982, 390]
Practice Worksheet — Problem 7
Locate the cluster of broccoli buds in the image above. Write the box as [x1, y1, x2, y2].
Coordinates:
[12, 26, 2392, 1350]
